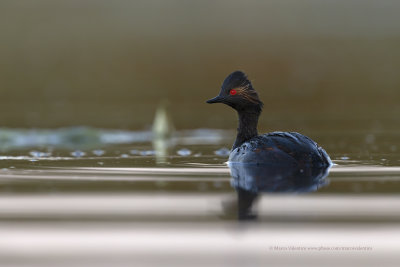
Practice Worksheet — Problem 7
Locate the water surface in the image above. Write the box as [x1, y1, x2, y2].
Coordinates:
[0, 128, 399, 266]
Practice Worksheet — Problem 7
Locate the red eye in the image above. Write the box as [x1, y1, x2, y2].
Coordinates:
[230, 89, 237, 95]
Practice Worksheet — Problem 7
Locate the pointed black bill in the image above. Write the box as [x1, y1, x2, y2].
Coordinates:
[206, 95, 223, 104]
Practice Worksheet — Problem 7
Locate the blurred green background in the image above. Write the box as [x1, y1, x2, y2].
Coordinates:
[1, 0, 399, 133]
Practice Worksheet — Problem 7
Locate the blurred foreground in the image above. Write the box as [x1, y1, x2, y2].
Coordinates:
[1, 152, 400, 266]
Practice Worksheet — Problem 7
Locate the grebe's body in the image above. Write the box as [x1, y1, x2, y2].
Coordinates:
[229, 131, 331, 167]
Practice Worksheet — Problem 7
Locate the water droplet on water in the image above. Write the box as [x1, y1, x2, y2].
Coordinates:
[214, 148, 230, 156]
[71, 150, 86, 157]
[29, 151, 40, 157]
[140, 150, 156, 156]
[92, 149, 105, 156]
[29, 151, 51, 157]
[130, 150, 139, 155]
[177, 148, 191, 156]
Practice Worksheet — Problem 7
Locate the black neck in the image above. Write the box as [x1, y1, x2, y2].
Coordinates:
[233, 110, 260, 149]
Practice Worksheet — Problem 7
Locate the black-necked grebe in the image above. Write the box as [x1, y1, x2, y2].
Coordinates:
[206, 71, 332, 167]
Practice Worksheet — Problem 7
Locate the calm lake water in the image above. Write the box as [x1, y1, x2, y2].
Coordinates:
[1, 0, 400, 266]
[0, 127, 399, 266]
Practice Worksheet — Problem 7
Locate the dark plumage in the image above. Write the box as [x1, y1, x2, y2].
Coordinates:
[206, 71, 332, 167]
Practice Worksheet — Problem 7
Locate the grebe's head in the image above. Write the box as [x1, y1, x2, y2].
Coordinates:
[206, 71, 263, 113]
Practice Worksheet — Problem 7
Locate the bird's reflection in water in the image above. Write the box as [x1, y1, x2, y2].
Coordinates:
[228, 162, 331, 220]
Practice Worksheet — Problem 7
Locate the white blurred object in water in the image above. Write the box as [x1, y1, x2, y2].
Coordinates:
[214, 147, 230, 157]
[177, 148, 192, 156]
[152, 101, 175, 164]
